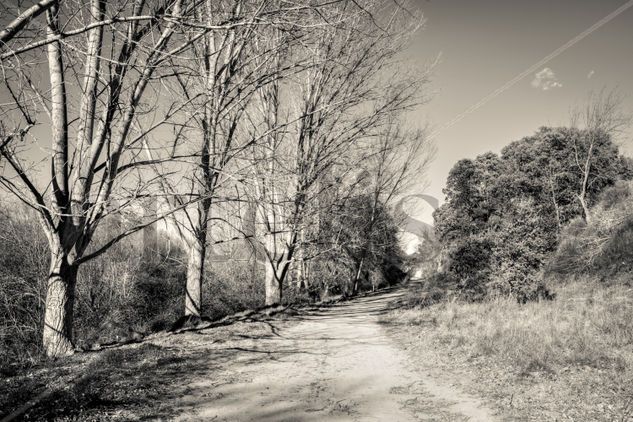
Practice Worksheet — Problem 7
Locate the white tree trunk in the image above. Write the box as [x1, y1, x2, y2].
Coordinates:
[42, 248, 76, 357]
[353, 258, 364, 294]
[185, 239, 205, 317]
[579, 194, 592, 224]
[265, 263, 282, 306]
[295, 246, 304, 290]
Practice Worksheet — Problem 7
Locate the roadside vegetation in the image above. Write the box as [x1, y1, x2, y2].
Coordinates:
[0, 194, 406, 370]
[385, 92, 633, 420]
[433, 92, 631, 301]
[383, 279, 633, 420]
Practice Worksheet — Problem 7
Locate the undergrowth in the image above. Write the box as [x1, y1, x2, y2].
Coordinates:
[385, 280, 633, 374]
[383, 278, 633, 420]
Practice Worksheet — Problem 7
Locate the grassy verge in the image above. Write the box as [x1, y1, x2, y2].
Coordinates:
[381, 279, 633, 421]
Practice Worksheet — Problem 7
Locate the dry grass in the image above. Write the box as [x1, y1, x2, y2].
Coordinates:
[382, 280, 633, 421]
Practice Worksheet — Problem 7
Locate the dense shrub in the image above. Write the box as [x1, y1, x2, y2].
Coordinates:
[434, 127, 631, 301]
[398, 284, 448, 310]
[548, 181, 633, 280]
[306, 194, 408, 297]
[0, 207, 48, 363]
[298, 259, 354, 301]
[445, 235, 492, 297]
[0, 206, 265, 365]
[75, 256, 187, 346]
[203, 261, 265, 318]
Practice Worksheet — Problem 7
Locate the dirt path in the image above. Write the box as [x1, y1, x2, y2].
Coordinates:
[168, 288, 495, 421]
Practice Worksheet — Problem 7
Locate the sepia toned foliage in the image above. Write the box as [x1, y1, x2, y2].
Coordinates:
[549, 180, 633, 278]
[434, 124, 631, 301]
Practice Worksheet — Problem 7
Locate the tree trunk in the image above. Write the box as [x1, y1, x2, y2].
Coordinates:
[352, 201, 376, 295]
[321, 282, 329, 300]
[303, 261, 310, 290]
[265, 262, 283, 306]
[295, 248, 304, 290]
[578, 194, 592, 224]
[579, 141, 594, 223]
[295, 228, 306, 290]
[185, 239, 206, 317]
[42, 250, 77, 358]
[353, 257, 364, 294]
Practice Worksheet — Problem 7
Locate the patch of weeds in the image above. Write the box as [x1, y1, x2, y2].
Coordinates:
[384, 281, 633, 421]
[519, 358, 555, 378]
[156, 355, 188, 366]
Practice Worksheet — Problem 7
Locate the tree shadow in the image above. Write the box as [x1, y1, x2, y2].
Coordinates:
[1, 286, 409, 421]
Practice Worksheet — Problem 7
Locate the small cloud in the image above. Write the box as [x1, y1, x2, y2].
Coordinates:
[531, 67, 563, 91]
[587, 70, 595, 79]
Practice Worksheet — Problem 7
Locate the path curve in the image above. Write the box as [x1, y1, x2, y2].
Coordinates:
[171, 288, 496, 421]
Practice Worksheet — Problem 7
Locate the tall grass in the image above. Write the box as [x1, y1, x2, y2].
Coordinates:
[385, 280, 633, 375]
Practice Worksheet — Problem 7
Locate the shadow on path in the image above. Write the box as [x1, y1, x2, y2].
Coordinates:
[1, 284, 495, 421]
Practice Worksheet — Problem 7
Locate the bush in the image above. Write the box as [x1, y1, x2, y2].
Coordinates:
[0, 206, 48, 364]
[202, 261, 264, 318]
[75, 256, 187, 345]
[548, 181, 633, 280]
[0, 205, 266, 363]
[409, 274, 455, 308]
[445, 236, 492, 299]
[435, 127, 632, 302]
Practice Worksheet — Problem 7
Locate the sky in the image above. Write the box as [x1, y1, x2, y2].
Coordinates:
[401, 0, 633, 225]
[3, 1, 632, 234]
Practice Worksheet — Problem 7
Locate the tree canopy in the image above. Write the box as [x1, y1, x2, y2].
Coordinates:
[434, 126, 632, 301]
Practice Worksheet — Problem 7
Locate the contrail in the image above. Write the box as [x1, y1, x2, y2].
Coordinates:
[428, 0, 633, 141]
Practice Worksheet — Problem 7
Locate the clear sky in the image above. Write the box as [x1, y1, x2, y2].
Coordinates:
[407, 0, 633, 208]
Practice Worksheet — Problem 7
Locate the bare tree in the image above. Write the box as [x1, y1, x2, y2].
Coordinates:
[350, 119, 433, 293]
[0, 0, 217, 357]
[154, 0, 270, 319]
[251, 1, 425, 305]
[150, 0, 331, 318]
[571, 89, 630, 223]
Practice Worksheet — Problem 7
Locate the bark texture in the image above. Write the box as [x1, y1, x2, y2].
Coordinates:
[42, 251, 77, 357]
[185, 239, 206, 317]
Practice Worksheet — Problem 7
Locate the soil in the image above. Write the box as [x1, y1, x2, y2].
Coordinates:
[167, 288, 496, 421]
[1, 286, 497, 421]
